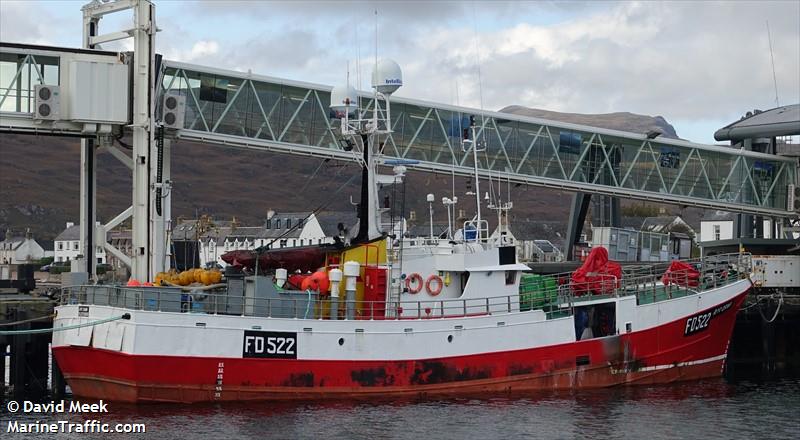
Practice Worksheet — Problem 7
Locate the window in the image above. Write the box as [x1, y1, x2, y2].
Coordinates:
[276, 219, 282, 229]
[713, 225, 721, 241]
[57, 242, 63, 250]
[73, 242, 79, 250]
[279, 239, 287, 248]
[505, 271, 517, 285]
[266, 220, 271, 229]
[300, 239, 304, 246]
[286, 219, 292, 229]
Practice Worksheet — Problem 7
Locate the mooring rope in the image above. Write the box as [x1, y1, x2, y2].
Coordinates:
[757, 290, 784, 324]
[0, 313, 130, 336]
[0, 313, 56, 327]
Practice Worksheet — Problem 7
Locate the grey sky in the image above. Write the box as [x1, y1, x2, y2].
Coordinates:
[1, 0, 798, 143]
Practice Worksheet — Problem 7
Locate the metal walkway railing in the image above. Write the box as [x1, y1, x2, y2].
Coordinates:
[159, 60, 796, 216]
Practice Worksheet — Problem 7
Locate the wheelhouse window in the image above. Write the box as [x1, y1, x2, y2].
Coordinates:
[505, 271, 516, 285]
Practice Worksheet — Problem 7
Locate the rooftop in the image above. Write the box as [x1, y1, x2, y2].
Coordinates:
[714, 104, 800, 141]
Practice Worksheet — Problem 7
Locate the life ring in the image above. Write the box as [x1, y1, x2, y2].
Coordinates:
[426, 274, 443, 296]
[405, 273, 424, 294]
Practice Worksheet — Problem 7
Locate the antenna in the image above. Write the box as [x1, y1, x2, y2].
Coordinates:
[355, 17, 361, 111]
[766, 20, 780, 107]
[471, 3, 487, 148]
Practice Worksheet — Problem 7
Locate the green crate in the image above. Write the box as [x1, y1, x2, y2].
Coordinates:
[519, 274, 558, 311]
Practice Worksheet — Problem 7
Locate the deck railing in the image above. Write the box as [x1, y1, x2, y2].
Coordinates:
[59, 253, 751, 321]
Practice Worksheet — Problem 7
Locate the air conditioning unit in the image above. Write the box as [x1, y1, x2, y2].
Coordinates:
[161, 93, 186, 129]
[34, 84, 61, 120]
[789, 184, 799, 213]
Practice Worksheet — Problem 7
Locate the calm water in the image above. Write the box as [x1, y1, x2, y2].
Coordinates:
[2, 378, 799, 439]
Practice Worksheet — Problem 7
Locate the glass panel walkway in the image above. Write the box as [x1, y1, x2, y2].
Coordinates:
[160, 60, 795, 216]
[0, 42, 794, 216]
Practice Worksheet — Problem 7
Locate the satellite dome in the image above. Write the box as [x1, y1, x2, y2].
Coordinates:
[371, 59, 402, 95]
[330, 84, 359, 114]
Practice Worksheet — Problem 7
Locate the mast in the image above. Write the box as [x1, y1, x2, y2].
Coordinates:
[330, 59, 403, 244]
[472, 123, 481, 241]
[354, 133, 371, 243]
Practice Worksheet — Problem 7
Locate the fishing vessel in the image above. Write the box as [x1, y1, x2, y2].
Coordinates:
[51, 60, 753, 403]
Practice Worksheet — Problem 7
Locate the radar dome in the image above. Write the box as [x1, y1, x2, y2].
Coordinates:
[330, 84, 359, 114]
[371, 59, 402, 95]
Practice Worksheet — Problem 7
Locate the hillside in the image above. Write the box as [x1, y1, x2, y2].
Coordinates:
[500, 106, 680, 139]
[0, 109, 684, 244]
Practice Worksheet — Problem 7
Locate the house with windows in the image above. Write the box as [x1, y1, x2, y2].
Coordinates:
[699, 211, 777, 242]
[173, 211, 359, 268]
[54, 222, 107, 265]
[1, 229, 46, 264]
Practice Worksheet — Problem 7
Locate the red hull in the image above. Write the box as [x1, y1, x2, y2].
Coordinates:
[52, 291, 748, 403]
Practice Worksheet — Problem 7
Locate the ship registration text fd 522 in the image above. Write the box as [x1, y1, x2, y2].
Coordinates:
[243, 330, 297, 359]
[684, 301, 733, 336]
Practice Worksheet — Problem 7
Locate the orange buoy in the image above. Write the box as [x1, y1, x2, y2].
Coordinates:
[126, 278, 141, 287]
[426, 274, 443, 296]
[305, 271, 331, 294]
[405, 273, 423, 294]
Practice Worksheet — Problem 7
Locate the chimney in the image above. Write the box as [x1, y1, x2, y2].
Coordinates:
[409, 210, 417, 221]
[25, 228, 32, 240]
[266, 210, 276, 219]
[4, 229, 11, 242]
[66, 221, 75, 229]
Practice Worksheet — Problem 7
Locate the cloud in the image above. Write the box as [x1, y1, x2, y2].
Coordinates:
[385, 1, 800, 130]
[1, 0, 797, 144]
[0, 1, 64, 45]
[163, 40, 220, 62]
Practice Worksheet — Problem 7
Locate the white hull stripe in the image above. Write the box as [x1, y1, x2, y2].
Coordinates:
[613, 354, 727, 374]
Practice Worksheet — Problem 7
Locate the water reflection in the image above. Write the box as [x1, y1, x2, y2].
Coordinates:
[2, 379, 798, 439]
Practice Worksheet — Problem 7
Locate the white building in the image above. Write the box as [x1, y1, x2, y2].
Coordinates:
[54, 222, 107, 264]
[1, 229, 46, 264]
[699, 212, 775, 242]
[173, 211, 359, 268]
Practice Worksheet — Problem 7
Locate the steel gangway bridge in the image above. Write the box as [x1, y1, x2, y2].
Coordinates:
[1, 0, 798, 281]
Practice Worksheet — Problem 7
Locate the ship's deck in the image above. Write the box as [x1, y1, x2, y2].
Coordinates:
[58, 254, 751, 322]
